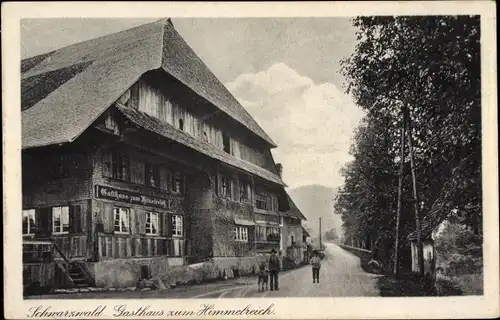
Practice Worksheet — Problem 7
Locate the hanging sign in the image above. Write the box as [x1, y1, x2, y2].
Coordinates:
[95, 185, 176, 209]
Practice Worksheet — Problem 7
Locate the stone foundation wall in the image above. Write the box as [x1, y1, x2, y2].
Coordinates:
[89, 254, 271, 288]
[90, 256, 184, 288]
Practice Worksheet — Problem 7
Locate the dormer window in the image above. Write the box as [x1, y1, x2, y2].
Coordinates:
[222, 133, 230, 154]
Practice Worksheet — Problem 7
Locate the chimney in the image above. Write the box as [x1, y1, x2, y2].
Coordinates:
[276, 163, 283, 178]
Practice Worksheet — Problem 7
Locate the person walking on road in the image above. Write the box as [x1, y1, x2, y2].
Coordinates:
[268, 249, 280, 291]
[310, 250, 322, 283]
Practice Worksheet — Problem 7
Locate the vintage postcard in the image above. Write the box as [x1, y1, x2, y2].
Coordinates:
[2, 1, 499, 319]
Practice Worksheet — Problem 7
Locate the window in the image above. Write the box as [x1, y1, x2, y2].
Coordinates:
[113, 153, 130, 180]
[52, 206, 69, 234]
[220, 175, 231, 199]
[291, 235, 295, 244]
[104, 152, 130, 181]
[22, 209, 36, 236]
[145, 212, 159, 235]
[178, 119, 184, 131]
[172, 215, 183, 237]
[266, 227, 280, 242]
[145, 163, 159, 188]
[113, 207, 130, 233]
[273, 196, 279, 211]
[158, 167, 170, 191]
[255, 193, 271, 210]
[256, 226, 266, 241]
[172, 172, 183, 194]
[235, 226, 248, 242]
[222, 133, 231, 153]
[239, 180, 250, 202]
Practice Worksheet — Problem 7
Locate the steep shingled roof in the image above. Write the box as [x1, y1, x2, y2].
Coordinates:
[283, 192, 307, 220]
[21, 18, 276, 149]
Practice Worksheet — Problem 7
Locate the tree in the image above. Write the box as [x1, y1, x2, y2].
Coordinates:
[336, 16, 482, 273]
[324, 228, 339, 242]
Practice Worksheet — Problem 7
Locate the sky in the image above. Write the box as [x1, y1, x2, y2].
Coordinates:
[21, 18, 365, 190]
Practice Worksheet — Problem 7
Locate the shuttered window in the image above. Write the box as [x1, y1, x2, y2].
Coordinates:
[130, 159, 145, 185]
[256, 193, 271, 211]
[103, 151, 130, 181]
[114, 207, 130, 233]
[235, 226, 248, 242]
[172, 172, 183, 194]
[230, 138, 241, 158]
[159, 166, 170, 191]
[113, 153, 130, 181]
[22, 209, 36, 236]
[52, 206, 69, 234]
[145, 212, 159, 235]
[102, 152, 112, 178]
[272, 196, 279, 211]
[222, 133, 231, 154]
[266, 227, 280, 242]
[145, 163, 159, 188]
[219, 175, 231, 199]
[172, 215, 183, 237]
[239, 180, 250, 203]
[256, 226, 266, 241]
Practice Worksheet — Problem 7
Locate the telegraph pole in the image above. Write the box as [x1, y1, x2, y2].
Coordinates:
[319, 217, 322, 250]
[393, 104, 406, 275]
[406, 107, 424, 276]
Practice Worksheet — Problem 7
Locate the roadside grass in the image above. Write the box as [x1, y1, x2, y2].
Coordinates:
[451, 273, 482, 295]
[376, 273, 439, 296]
[339, 245, 470, 296]
[375, 273, 469, 297]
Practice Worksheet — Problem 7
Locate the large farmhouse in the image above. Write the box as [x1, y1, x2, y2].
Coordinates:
[21, 18, 306, 289]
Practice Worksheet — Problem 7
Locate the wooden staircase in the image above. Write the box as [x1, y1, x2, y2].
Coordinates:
[52, 242, 94, 288]
[67, 262, 92, 287]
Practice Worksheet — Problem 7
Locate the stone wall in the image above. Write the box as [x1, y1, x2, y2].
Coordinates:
[90, 254, 270, 288]
[90, 256, 184, 288]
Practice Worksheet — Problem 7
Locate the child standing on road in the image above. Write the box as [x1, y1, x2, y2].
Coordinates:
[310, 250, 321, 283]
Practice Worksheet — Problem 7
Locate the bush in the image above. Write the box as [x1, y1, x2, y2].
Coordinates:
[282, 257, 295, 270]
[434, 222, 483, 294]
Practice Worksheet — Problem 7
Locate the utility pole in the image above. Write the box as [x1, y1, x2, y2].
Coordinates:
[394, 104, 406, 276]
[406, 107, 424, 276]
[319, 217, 322, 250]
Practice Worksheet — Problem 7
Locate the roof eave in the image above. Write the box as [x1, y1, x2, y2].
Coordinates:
[22, 138, 72, 150]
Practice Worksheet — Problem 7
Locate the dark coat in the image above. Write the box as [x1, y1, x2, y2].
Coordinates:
[268, 254, 280, 272]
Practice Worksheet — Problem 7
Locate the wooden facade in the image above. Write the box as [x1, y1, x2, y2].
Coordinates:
[22, 72, 292, 289]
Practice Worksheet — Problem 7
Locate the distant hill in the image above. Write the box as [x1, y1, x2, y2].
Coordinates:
[288, 184, 343, 238]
